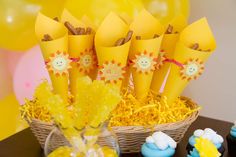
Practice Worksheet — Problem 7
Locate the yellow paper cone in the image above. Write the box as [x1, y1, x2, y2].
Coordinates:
[161, 18, 216, 105]
[81, 15, 98, 80]
[151, 15, 187, 93]
[128, 9, 164, 100]
[35, 13, 69, 102]
[61, 10, 97, 98]
[95, 12, 130, 88]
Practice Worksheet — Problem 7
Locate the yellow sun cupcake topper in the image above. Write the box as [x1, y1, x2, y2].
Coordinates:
[180, 58, 204, 81]
[77, 49, 97, 74]
[195, 137, 221, 157]
[99, 60, 126, 84]
[46, 51, 72, 76]
[132, 51, 157, 74]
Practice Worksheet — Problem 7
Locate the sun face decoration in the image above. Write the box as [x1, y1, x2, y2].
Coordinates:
[77, 49, 97, 74]
[132, 51, 156, 74]
[180, 58, 204, 81]
[155, 50, 166, 70]
[46, 51, 72, 76]
[99, 60, 126, 84]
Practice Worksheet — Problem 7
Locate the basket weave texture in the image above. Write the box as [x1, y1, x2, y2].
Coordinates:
[28, 96, 199, 153]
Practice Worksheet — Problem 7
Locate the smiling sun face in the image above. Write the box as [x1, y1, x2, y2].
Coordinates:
[132, 51, 156, 74]
[99, 60, 125, 84]
[46, 51, 71, 76]
[77, 49, 97, 74]
[180, 58, 204, 81]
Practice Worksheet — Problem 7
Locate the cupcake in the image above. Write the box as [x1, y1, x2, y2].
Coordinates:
[226, 121, 236, 156]
[187, 137, 221, 157]
[186, 128, 225, 157]
[141, 131, 177, 157]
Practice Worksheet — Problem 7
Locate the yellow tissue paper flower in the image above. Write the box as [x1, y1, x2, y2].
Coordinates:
[195, 137, 221, 157]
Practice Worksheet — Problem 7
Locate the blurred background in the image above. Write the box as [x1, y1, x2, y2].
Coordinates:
[0, 0, 235, 140]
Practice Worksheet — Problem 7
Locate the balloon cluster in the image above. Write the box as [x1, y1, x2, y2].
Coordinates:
[0, 0, 189, 51]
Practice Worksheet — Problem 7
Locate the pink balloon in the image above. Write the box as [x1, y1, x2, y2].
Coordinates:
[6, 51, 24, 76]
[13, 46, 50, 104]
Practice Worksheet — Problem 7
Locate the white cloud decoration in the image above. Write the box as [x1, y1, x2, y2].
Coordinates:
[145, 131, 177, 150]
[193, 128, 224, 144]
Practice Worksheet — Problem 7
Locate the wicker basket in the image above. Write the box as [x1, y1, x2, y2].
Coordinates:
[27, 96, 199, 153]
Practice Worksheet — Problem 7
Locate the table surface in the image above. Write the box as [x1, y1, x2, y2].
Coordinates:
[0, 116, 233, 157]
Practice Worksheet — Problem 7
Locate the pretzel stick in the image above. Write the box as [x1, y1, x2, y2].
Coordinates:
[53, 17, 59, 22]
[153, 34, 160, 38]
[114, 38, 125, 46]
[64, 21, 78, 35]
[165, 24, 173, 34]
[124, 31, 133, 43]
[79, 28, 86, 35]
[85, 27, 92, 35]
[136, 36, 141, 40]
[190, 43, 199, 50]
[41, 34, 53, 41]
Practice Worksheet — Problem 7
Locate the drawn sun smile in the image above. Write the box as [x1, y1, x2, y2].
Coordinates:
[46, 51, 71, 76]
[77, 49, 97, 74]
[99, 60, 125, 84]
[180, 58, 204, 81]
[132, 51, 156, 74]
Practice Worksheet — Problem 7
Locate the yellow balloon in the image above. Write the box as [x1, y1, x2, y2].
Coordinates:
[0, 0, 66, 52]
[0, 94, 28, 140]
[142, 0, 189, 24]
[65, 0, 144, 26]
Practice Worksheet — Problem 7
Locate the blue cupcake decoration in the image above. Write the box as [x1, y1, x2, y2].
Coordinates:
[141, 131, 177, 157]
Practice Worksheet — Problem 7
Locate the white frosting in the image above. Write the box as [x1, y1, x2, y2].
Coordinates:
[193, 128, 223, 144]
[146, 136, 155, 143]
[145, 131, 177, 150]
[194, 129, 204, 137]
